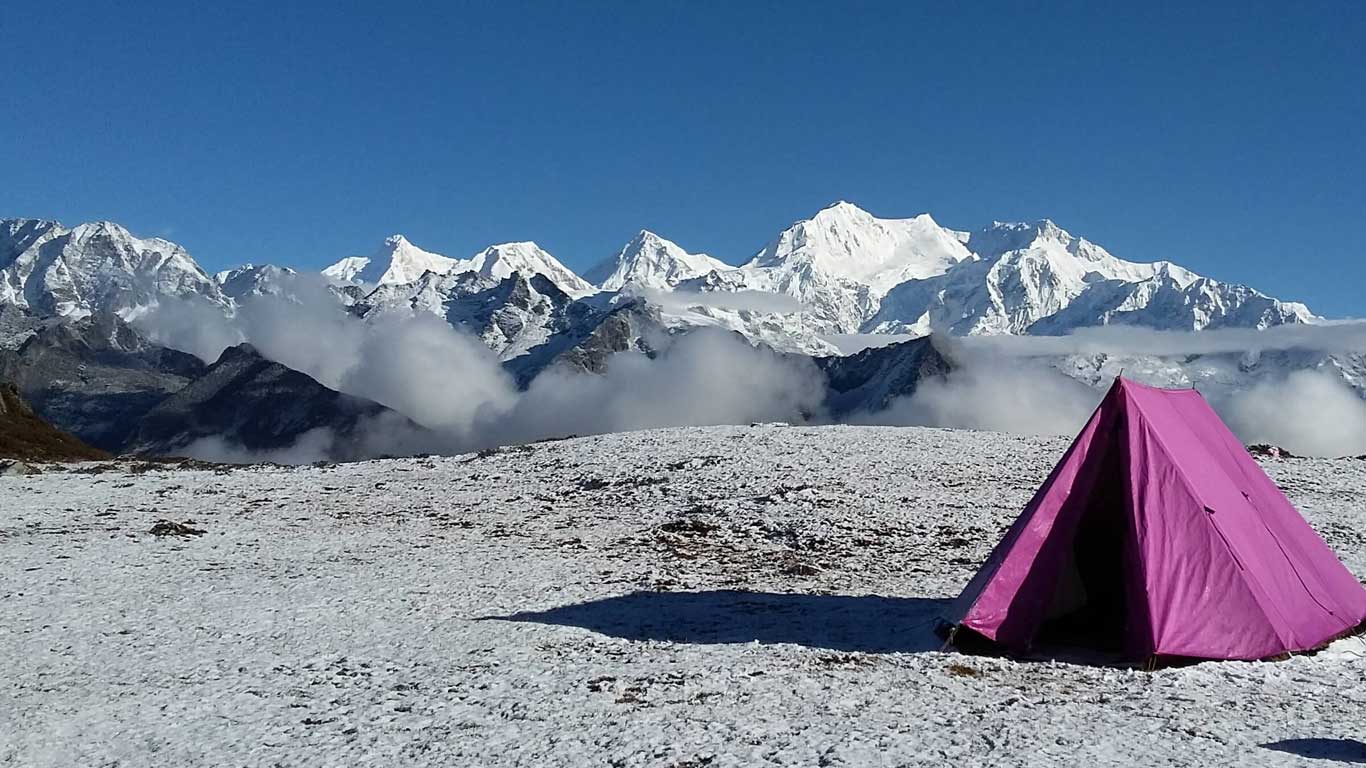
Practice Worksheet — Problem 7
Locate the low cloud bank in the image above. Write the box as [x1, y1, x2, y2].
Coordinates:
[177, 428, 339, 465]
[855, 362, 1101, 437]
[1219, 371, 1366, 458]
[951, 321, 1366, 357]
[488, 330, 825, 444]
[136, 277, 826, 461]
[138, 283, 1366, 461]
[854, 331, 1366, 457]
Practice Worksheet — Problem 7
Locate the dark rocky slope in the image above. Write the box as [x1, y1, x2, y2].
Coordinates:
[0, 381, 110, 462]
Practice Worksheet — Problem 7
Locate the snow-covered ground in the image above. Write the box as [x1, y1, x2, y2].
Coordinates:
[4, 425, 1365, 767]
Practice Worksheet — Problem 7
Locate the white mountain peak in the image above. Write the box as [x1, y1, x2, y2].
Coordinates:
[1, 210, 1322, 362]
[745, 201, 972, 294]
[868, 216, 1318, 337]
[322, 234, 460, 287]
[467, 241, 595, 297]
[321, 235, 594, 297]
[586, 229, 729, 291]
[214, 263, 298, 299]
[0, 217, 222, 318]
[706, 201, 976, 333]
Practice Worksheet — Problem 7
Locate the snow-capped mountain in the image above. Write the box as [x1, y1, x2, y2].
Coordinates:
[1, 208, 1359, 464]
[214, 264, 298, 299]
[324, 236, 594, 298]
[744, 201, 972, 293]
[585, 230, 730, 291]
[356, 269, 585, 361]
[0, 218, 226, 318]
[865, 219, 1316, 336]
[0, 207, 1327, 381]
[683, 202, 975, 334]
[463, 242, 595, 297]
[322, 235, 461, 287]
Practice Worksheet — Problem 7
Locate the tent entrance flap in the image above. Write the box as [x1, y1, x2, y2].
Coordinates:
[1036, 428, 1131, 653]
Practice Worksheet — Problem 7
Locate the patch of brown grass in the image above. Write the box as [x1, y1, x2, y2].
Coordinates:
[947, 662, 984, 678]
[0, 383, 109, 462]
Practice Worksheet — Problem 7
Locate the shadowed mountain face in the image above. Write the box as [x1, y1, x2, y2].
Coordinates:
[0, 312, 206, 450]
[128, 343, 407, 460]
[502, 299, 669, 389]
[0, 303, 43, 349]
[0, 382, 110, 462]
[356, 271, 584, 363]
[814, 337, 952, 418]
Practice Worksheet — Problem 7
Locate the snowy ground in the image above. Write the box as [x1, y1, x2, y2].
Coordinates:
[3, 425, 1366, 767]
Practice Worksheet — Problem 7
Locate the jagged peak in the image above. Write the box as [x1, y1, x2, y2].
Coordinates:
[628, 229, 669, 247]
[819, 199, 865, 213]
[480, 240, 544, 254]
[465, 241, 594, 296]
[622, 229, 688, 254]
[375, 233, 442, 256]
[71, 220, 135, 240]
[214, 342, 263, 365]
[804, 202, 945, 234]
[809, 200, 874, 222]
[470, 242, 565, 270]
[970, 218, 1081, 260]
[2, 217, 63, 231]
[985, 218, 1068, 235]
[586, 228, 727, 292]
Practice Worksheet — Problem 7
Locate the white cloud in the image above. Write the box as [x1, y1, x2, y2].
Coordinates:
[135, 284, 1366, 460]
[135, 291, 826, 462]
[1219, 370, 1366, 457]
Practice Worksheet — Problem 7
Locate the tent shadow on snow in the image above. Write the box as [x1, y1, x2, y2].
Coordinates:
[487, 590, 951, 653]
[1260, 738, 1366, 763]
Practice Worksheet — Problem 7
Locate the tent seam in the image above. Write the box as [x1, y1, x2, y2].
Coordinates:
[1124, 388, 1293, 654]
[1199, 409, 1342, 627]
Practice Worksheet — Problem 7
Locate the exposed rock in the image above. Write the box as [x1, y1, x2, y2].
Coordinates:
[127, 343, 416, 461]
[503, 300, 669, 388]
[0, 303, 43, 350]
[814, 336, 952, 417]
[0, 312, 205, 450]
[148, 519, 206, 537]
[1248, 444, 1297, 459]
[0, 460, 39, 476]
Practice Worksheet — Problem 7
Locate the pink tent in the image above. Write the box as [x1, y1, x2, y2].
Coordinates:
[946, 377, 1366, 662]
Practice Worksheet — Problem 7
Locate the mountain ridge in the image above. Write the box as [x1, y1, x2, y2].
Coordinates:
[1, 204, 1321, 358]
[585, 230, 731, 291]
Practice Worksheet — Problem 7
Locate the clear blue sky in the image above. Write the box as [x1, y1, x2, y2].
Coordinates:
[2, 1, 1362, 316]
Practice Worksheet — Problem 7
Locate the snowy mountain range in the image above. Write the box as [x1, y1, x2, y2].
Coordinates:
[1, 203, 1362, 460]
[1, 204, 1318, 353]
[318, 201, 1317, 349]
[0, 219, 226, 318]
[323, 235, 594, 297]
[867, 219, 1315, 336]
[716, 202, 976, 334]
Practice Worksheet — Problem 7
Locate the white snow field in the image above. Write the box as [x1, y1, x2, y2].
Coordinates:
[4, 425, 1365, 767]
